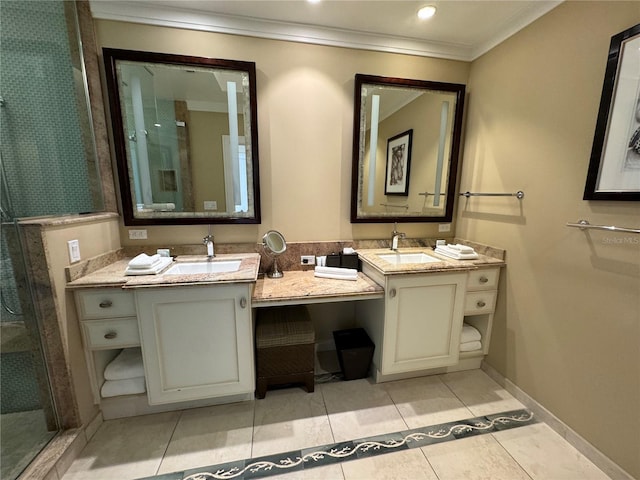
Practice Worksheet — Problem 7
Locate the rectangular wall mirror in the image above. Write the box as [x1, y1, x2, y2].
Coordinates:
[351, 74, 465, 223]
[103, 48, 261, 225]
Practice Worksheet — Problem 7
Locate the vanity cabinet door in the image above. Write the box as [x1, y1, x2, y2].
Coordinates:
[136, 284, 254, 405]
[382, 272, 466, 374]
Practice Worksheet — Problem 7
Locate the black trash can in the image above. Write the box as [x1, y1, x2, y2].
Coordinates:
[333, 328, 375, 380]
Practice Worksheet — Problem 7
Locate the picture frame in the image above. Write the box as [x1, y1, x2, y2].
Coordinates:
[584, 23, 640, 201]
[385, 129, 413, 195]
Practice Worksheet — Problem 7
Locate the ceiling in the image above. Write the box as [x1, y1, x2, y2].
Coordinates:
[89, 0, 562, 61]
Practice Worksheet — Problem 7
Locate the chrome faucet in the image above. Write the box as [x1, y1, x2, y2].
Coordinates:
[203, 226, 215, 259]
[390, 223, 406, 251]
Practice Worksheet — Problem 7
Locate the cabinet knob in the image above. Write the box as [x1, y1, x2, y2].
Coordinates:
[479, 276, 489, 284]
[389, 288, 396, 298]
[99, 300, 113, 308]
[104, 331, 118, 340]
[476, 300, 486, 308]
[240, 297, 247, 309]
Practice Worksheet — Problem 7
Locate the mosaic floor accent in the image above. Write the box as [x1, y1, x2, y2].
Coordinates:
[137, 408, 536, 480]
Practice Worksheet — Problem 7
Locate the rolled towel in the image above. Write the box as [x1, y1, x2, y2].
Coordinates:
[460, 340, 482, 352]
[100, 377, 146, 398]
[104, 348, 144, 381]
[314, 265, 358, 281]
[128, 253, 161, 269]
[144, 203, 176, 211]
[460, 324, 482, 344]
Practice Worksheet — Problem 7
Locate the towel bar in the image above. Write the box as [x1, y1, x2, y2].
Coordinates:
[380, 203, 409, 209]
[418, 192, 446, 197]
[566, 220, 640, 235]
[460, 191, 525, 199]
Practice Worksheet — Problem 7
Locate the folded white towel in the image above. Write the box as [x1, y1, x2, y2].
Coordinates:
[125, 256, 173, 276]
[314, 266, 358, 281]
[104, 348, 144, 381]
[460, 340, 482, 352]
[461, 324, 482, 344]
[449, 244, 475, 254]
[100, 377, 146, 398]
[128, 253, 161, 269]
[434, 246, 479, 260]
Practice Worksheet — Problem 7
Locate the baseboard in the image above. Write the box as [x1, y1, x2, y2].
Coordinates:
[481, 361, 634, 480]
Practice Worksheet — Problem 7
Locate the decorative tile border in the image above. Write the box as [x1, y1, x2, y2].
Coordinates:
[136, 409, 535, 480]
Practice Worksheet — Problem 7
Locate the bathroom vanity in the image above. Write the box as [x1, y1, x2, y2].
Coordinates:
[355, 248, 502, 382]
[68, 245, 504, 418]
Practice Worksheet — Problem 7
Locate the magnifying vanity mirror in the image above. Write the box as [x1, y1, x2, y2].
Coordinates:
[262, 230, 287, 278]
[103, 49, 261, 225]
[351, 74, 465, 223]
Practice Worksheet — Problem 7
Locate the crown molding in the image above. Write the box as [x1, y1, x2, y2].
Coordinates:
[90, 1, 562, 62]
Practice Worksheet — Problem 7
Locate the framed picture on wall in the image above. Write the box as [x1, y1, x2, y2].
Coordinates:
[584, 23, 640, 201]
[385, 129, 413, 195]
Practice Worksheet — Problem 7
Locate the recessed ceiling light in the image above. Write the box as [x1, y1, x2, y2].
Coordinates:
[417, 5, 437, 20]
[308, 0, 321, 4]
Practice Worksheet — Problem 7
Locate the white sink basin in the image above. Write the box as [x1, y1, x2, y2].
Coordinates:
[164, 260, 242, 275]
[377, 252, 441, 265]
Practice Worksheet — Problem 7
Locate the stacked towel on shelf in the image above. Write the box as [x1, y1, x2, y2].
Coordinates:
[460, 323, 482, 352]
[101, 347, 146, 398]
[314, 265, 358, 281]
[434, 243, 479, 260]
[125, 253, 173, 276]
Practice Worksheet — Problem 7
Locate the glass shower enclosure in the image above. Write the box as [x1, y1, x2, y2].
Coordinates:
[0, 1, 104, 477]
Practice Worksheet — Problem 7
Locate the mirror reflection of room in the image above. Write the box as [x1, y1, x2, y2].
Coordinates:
[117, 61, 250, 215]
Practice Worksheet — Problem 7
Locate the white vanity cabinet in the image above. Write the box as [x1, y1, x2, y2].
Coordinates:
[357, 267, 467, 379]
[382, 272, 467, 374]
[135, 284, 254, 405]
[75, 288, 139, 402]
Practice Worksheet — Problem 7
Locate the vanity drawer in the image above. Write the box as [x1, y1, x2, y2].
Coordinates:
[76, 289, 135, 319]
[467, 268, 500, 291]
[82, 317, 140, 349]
[464, 291, 497, 315]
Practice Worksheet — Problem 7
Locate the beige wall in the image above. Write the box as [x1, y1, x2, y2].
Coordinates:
[457, 2, 640, 477]
[95, 20, 469, 245]
[44, 216, 121, 425]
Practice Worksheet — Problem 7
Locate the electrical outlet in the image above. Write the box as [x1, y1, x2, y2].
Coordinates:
[301, 255, 316, 265]
[128, 229, 148, 240]
[67, 239, 81, 263]
[438, 224, 451, 232]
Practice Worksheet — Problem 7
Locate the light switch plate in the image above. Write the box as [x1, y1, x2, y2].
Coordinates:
[438, 224, 451, 232]
[204, 200, 217, 210]
[67, 239, 81, 263]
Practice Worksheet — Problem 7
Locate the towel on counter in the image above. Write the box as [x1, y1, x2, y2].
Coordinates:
[314, 266, 358, 281]
[128, 253, 161, 269]
[461, 324, 482, 344]
[103, 348, 144, 381]
[434, 245, 479, 260]
[125, 256, 173, 276]
[459, 340, 482, 352]
[448, 244, 475, 254]
[100, 377, 146, 398]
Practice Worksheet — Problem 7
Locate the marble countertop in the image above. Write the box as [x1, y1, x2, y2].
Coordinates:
[252, 270, 384, 306]
[66, 253, 260, 289]
[357, 247, 505, 276]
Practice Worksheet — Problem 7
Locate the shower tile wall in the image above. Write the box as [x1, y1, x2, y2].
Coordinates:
[0, 0, 100, 218]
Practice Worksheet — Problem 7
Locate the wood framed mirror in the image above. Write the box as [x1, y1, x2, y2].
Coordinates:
[351, 74, 465, 223]
[103, 48, 261, 225]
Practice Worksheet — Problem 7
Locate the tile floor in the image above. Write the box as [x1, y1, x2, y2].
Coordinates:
[61, 369, 611, 480]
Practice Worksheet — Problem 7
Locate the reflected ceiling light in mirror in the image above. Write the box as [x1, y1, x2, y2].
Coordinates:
[417, 5, 437, 20]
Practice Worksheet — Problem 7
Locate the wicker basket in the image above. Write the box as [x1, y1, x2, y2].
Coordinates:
[255, 305, 315, 399]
